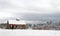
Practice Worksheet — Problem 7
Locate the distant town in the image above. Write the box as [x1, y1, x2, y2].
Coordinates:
[0, 19, 60, 30]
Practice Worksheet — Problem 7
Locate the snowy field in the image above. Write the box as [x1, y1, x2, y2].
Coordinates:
[0, 29, 60, 36]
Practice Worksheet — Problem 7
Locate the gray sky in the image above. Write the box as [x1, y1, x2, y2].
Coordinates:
[0, 0, 60, 19]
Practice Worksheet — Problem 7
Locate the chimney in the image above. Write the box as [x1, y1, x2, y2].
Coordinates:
[7, 20, 9, 24]
[6, 20, 9, 29]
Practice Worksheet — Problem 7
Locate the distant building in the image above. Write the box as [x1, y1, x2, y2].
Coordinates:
[6, 20, 27, 29]
[47, 20, 52, 24]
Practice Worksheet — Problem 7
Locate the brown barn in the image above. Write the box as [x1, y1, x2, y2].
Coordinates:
[6, 20, 27, 29]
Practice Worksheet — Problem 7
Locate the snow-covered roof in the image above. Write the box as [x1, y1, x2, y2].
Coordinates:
[9, 20, 26, 25]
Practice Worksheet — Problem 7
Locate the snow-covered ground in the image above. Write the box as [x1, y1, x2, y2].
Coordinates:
[0, 29, 60, 36]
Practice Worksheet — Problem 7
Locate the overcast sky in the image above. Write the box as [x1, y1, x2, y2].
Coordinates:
[0, 0, 60, 20]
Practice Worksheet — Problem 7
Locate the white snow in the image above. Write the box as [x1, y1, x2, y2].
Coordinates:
[9, 20, 26, 25]
[0, 29, 60, 36]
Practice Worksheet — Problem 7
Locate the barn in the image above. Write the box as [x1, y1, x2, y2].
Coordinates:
[6, 20, 27, 29]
